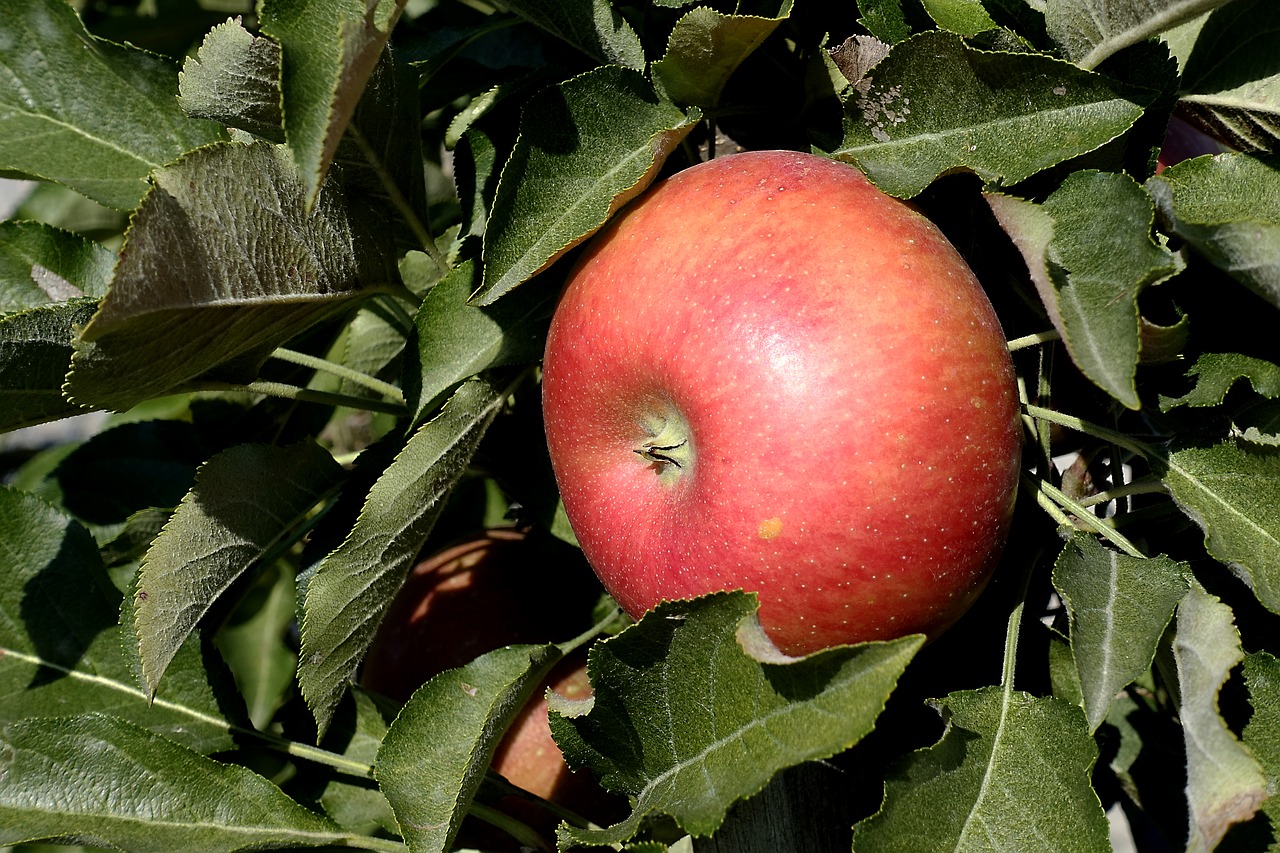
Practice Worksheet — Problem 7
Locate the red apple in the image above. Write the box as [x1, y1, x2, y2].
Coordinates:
[541, 150, 1022, 656]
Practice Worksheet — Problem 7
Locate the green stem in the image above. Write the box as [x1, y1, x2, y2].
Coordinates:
[484, 772, 594, 830]
[469, 801, 553, 852]
[271, 347, 406, 405]
[1000, 542, 1039, 691]
[1022, 404, 1155, 459]
[248, 729, 377, 777]
[197, 380, 409, 417]
[1023, 472, 1148, 558]
[1075, 476, 1168, 509]
[346, 123, 449, 275]
[558, 605, 623, 656]
[342, 835, 408, 852]
[1006, 329, 1061, 351]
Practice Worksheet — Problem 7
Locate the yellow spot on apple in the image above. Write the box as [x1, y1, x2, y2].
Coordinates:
[758, 517, 783, 539]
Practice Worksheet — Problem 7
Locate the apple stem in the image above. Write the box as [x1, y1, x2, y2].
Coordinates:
[635, 439, 689, 469]
[1006, 329, 1061, 351]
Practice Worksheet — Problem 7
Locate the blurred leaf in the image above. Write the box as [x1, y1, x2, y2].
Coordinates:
[0, 0, 226, 210]
[1051, 533, 1189, 731]
[298, 376, 510, 736]
[319, 688, 398, 835]
[987, 171, 1178, 409]
[1154, 441, 1280, 615]
[1044, 0, 1235, 70]
[553, 593, 922, 847]
[0, 713, 351, 851]
[851, 687, 1109, 852]
[652, 1, 793, 108]
[0, 221, 115, 314]
[135, 441, 344, 698]
[413, 259, 556, 422]
[0, 299, 97, 433]
[500, 0, 645, 69]
[377, 643, 560, 852]
[1160, 352, 1280, 410]
[1175, 0, 1280, 153]
[212, 560, 298, 731]
[179, 17, 285, 140]
[64, 141, 401, 412]
[1243, 652, 1280, 843]
[477, 65, 700, 305]
[921, 0, 998, 36]
[258, 0, 407, 204]
[1173, 584, 1268, 851]
[1147, 153, 1280, 308]
[832, 32, 1150, 198]
[0, 485, 236, 754]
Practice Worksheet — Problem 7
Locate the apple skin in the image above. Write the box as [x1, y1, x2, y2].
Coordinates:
[541, 150, 1022, 656]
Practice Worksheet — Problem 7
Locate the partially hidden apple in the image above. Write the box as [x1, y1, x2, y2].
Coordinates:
[541, 150, 1022, 656]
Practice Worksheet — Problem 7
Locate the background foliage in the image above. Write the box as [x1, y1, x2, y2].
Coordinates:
[1, 0, 1279, 850]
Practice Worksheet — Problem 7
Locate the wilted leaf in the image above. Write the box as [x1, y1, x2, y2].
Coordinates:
[651, 2, 793, 108]
[0, 713, 352, 851]
[377, 643, 560, 852]
[500, 0, 645, 69]
[1159, 352, 1280, 411]
[477, 66, 699, 305]
[179, 17, 285, 139]
[65, 141, 401, 412]
[553, 593, 922, 847]
[298, 376, 510, 735]
[832, 32, 1150, 198]
[851, 687, 1109, 852]
[1147, 153, 1280, 308]
[0, 0, 226, 210]
[987, 170, 1178, 408]
[134, 441, 345, 697]
[1173, 584, 1268, 851]
[0, 485, 236, 754]
[1044, 0, 1235, 70]
[0, 300, 97, 433]
[1153, 441, 1280, 615]
[1175, 0, 1280, 153]
[258, 0, 407, 203]
[0, 221, 114, 314]
[1051, 533, 1189, 731]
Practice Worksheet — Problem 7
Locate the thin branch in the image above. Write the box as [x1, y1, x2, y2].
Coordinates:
[271, 347, 406, 405]
[197, 380, 409, 417]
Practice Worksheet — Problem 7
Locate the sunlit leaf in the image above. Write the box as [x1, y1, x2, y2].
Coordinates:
[0, 0, 226, 210]
[179, 17, 285, 140]
[851, 686, 1109, 852]
[500, 0, 645, 69]
[1159, 352, 1280, 410]
[554, 593, 922, 847]
[651, 2, 793, 108]
[1173, 584, 1268, 851]
[831, 31, 1150, 198]
[921, 0, 998, 36]
[1044, 0, 1235, 70]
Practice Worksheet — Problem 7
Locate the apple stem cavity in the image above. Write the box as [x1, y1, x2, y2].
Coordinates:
[636, 410, 693, 474]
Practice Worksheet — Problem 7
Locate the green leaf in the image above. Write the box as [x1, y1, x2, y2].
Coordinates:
[0, 299, 97, 433]
[65, 141, 401, 412]
[851, 687, 1110, 852]
[0, 221, 114, 314]
[1173, 584, 1269, 851]
[1243, 652, 1280, 843]
[476, 65, 700, 305]
[553, 592, 922, 847]
[298, 376, 510, 736]
[1044, 0, 1236, 70]
[987, 171, 1179, 409]
[319, 688, 398, 835]
[1159, 352, 1280, 411]
[258, 0, 407, 204]
[412, 259, 556, 421]
[178, 17, 285, 140]
[1051, 533, 1189, 731]
[831, 32, 1150, 198]
[651, 2, 793, 108]
[500, 0, 645, 69]
[213, 560, 299, 731]
[1147, 153, 1280, 308]
[1175, 0, 1280, 153]
[1153, 441, 1280, 615]
[0, 485, 236, 754]
[0, 713, 351, 851]
[0, 0, 226, 210]
[858, 0, 913, 44]
[921, 0, 998, 36]
[376, 643, 561, 853]
[134, 441, 345, 698]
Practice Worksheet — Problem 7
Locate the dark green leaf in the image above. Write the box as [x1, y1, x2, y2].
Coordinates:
[1044, 0, 1235, 70]
[178, 17, 285, 140]
[831, 32, 1150, 198]
[500, 0, 645, 69]
[298, 376, 510, 735]
[319, 688, 398, 835]
[258, 0, 407, 203]
[377, 643, 560, 852]
[213, 560, 299, 732]
[652, 2, 793, 108]
[134, 441, 344, 698]
[1147, 153, 1280, 308]
[851, 687, 1109, 852]
[0, 300, 97, 433]
[477, 66, 699, 305]
[1243, 652, 1280, 843]
[0, 713, 350, 851]
[921, 0, 998, 36]
[1159, 352, 1280, 411]
[0, 0, 226, 210]
[987, 170, 1179, 408]
[554, 593, 922, 847]
[0, 486, 236, 754]
[0, 221, 114, 314]
[64, 141, 401, 412]
[858, 0, 913, 44]
[1051, 533, 1189, 731]
[1173, 584, 1268, 850]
